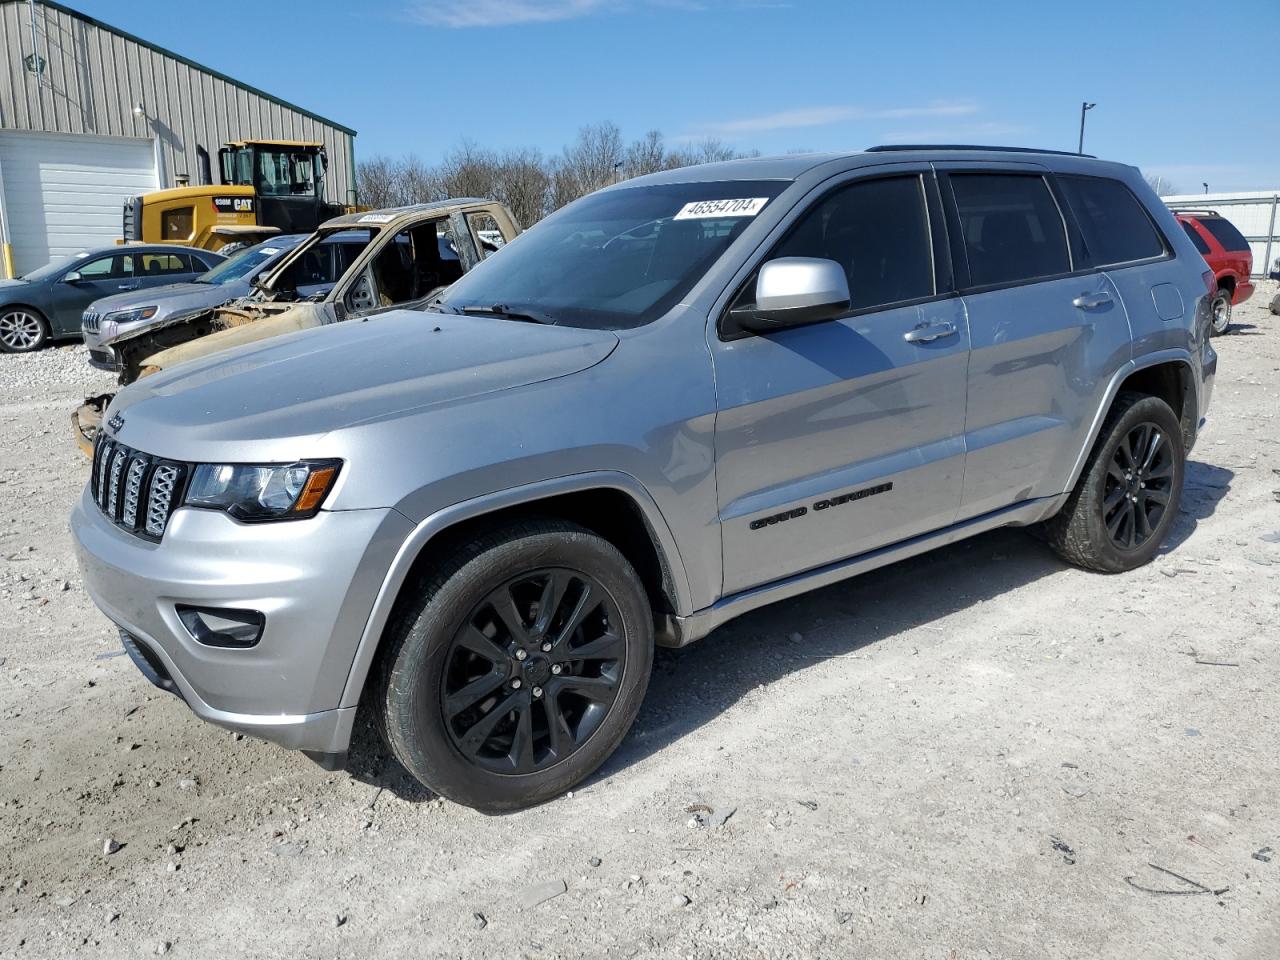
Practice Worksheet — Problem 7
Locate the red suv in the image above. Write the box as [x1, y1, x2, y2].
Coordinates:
[1175, 212, 1254, 335]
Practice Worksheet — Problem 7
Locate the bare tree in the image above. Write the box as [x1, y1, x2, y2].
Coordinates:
[666, 137, 738, 169]
[497, 148, 552, 227]
[358, 124, 763, 220]
[553, 122, 624, 209]
[355, 154, 400, 209]
[624, 130, 667, 179]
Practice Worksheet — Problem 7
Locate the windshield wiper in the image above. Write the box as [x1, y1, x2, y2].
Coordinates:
[459, 303, 555, 325]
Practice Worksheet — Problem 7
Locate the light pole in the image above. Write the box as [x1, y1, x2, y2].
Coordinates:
[1202, 182, 1209, 195]
[1078, 102, 1096, 155]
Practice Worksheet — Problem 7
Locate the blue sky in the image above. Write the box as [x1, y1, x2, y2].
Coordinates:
[78, 0, 1276, 193]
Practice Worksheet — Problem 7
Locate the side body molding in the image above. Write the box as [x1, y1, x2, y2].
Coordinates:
[337, 471, 693, 709]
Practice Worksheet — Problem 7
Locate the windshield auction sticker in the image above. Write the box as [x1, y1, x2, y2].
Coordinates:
[673, 198, 770, 220]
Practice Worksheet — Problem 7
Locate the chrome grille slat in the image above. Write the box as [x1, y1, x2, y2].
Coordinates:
[91, 434, 184, 541]
[94, 437, 114, 506]
[121, 456, 148, 528]
[146, 464, 181, 538]
[106, 447, 127, 519]
[83, 310, 100, 333]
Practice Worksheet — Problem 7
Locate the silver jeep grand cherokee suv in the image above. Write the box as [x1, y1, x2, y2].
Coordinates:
[72, 147, 1217, 811]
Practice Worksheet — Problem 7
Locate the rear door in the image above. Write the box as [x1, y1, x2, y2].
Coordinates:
[712, 168, 970, 595]
[135, 252, 201, 290]
[939, 165, 1133, 519]
[1055, 174, 1180, 357]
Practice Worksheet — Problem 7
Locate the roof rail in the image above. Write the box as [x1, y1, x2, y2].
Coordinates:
[866, 144, 1095, 158]
[1166, 208, 1221, 217]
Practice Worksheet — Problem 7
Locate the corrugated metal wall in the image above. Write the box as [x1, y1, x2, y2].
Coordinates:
[0, 1, 356, 203]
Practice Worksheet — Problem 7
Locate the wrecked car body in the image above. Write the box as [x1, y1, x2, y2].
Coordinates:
[73, 199, 520, 453]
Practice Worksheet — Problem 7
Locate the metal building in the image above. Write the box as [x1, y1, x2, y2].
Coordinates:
[0, 0, 356, 276]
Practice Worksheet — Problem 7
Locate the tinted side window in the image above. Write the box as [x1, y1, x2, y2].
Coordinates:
[1181, 221, 1211, 255]
[771, 175, 934, 310]
[951, 174, 1070, 287]
[78, 255, 132, 279]
[1058, 175, 1165, 266]
[1199, 216, 1250, 252]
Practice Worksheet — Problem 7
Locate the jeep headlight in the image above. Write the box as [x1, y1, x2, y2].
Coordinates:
[185, 460, 341, 521]
[104, 305, 158, 328]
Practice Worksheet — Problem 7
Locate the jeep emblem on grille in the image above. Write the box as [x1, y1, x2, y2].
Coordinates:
[106, 412, 125, 434]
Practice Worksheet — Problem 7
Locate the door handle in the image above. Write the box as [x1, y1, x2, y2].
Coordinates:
[117, 283, 138, 291]
[903, 320, 958, 344]
[1072, 291, 1112, 310]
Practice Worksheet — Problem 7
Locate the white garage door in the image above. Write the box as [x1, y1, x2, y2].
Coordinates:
[0, 131, 157, 276]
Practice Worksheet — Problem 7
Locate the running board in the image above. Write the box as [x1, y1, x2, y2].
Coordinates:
[658, 497, 1058, 648]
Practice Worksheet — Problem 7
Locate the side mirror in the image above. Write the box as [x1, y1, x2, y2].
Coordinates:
[737, 258, 850, 332]
[63, 271, 83, 283]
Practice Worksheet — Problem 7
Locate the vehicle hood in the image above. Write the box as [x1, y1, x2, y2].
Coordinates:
[90, 282, 242, 318]
[0, 278, 32, 300]
[108, 309, 620, 461]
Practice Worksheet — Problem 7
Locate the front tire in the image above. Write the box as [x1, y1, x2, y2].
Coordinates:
[1042, 392, 1185, 573]
[374, 519, 653, 812]
[1210, 287, 1232, 335]
[0, 307, 49, 353]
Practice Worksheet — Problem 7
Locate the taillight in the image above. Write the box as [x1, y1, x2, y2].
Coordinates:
[1202, 270, 1215, 295]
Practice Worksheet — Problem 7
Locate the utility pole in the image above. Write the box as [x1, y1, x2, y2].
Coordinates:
[1078, 102, 1096, 155]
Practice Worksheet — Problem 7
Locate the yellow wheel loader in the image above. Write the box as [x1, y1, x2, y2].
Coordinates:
[123, 140, 355, 253]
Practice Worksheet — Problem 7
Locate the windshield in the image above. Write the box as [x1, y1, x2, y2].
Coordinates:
[19, 252, 88, 282]
[196, 238, 301, 285]
[266, 229, 374, 299]
[438, 179, 789, 329]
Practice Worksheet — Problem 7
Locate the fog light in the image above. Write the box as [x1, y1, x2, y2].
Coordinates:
[176, 605, 264, 648]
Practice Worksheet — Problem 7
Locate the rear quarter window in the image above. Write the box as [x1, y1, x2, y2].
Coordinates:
[1181, 221, 1211, 255]
[1199, 216, 1251, 252]
[1057, 175, 1166, 267]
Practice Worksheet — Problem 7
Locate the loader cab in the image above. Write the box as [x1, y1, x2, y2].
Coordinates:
[218, 140, 336, 234]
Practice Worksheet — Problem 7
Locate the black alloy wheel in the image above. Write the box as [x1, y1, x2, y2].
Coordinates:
[442, 568, 625, 774]
[374, 518, 654, 811]
[1102, 421, 1175, 551]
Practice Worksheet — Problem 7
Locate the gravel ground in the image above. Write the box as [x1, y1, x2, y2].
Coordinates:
[1, 289, 1278, 959]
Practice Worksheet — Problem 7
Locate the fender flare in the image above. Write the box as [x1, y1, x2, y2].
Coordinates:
[1060, 349, 1198, 497]
[336, 470, 693, 709]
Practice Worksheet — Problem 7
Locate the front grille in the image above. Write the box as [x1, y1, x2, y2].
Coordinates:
[91, 434, 188, 541]
[83, 310, 100, 333]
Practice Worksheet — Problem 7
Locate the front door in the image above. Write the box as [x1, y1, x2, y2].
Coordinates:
[50, 252, 137, 333]
[712, 171, 970, 596]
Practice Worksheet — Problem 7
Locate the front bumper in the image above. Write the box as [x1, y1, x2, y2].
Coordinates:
[71, 487, 412, 755]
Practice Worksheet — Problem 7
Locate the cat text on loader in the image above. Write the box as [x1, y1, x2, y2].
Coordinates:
[122, 140, 353, 253]
[73, 199, 521, 455]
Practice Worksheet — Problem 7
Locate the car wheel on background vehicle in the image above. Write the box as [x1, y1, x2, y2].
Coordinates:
[1210, 287, 1233, 335]
[1041, 391, 1185, 573]
[0, 307, 49, 353]
[373, 518, 654, 813]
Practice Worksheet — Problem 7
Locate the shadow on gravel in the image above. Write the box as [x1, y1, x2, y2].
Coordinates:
[346, 460, 1232, 802]
[1162, 460, 1233, 554]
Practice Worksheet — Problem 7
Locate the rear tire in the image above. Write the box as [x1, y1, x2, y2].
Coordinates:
[1210, 287, 1232, 335]
[373, 518, 653, 812]
[1041, 392, 1185, 573]
[0, 307, 49, 353]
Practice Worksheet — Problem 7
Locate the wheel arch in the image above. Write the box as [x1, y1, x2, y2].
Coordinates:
[1062, 352, 1198, 497]
[337, 472, 693, 710]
